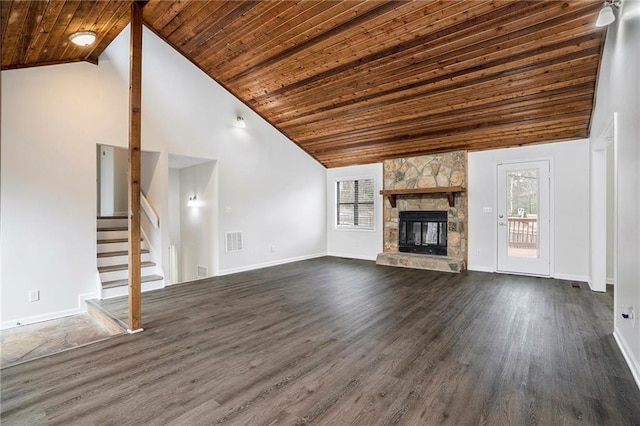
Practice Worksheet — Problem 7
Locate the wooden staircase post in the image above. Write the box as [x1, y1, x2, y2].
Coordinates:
[127, 0, 145, 333]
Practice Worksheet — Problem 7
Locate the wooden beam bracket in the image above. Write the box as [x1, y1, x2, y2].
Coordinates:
[380, 186, 466, 208]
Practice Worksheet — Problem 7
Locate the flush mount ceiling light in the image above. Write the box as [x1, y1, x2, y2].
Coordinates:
[234, 116, 246, 128]
[69, 31, 97, 46]
[596, 0, 621, 27]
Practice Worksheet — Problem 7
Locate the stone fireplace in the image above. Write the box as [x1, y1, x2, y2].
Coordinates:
[376, 151, 467, 272]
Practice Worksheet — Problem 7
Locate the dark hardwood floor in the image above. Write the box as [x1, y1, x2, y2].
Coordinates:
[2, 257, 639, 425]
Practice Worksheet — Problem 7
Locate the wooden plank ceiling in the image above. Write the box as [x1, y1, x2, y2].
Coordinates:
[2, 1, 605, 168]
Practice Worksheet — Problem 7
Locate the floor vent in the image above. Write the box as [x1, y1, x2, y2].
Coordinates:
[197, 265, 208, 278]
[225, 231, 243, 253]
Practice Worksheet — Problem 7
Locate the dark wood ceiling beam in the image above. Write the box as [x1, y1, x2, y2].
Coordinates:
[269, 34, 601, 126]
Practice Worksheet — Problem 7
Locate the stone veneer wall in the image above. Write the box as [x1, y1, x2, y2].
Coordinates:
[381, 151, 467, 270]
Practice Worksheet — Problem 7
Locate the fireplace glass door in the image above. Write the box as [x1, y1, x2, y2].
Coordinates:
[399, 211, 447, 255]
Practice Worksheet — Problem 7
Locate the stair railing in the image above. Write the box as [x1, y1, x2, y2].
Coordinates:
[140, 191, 159, 229]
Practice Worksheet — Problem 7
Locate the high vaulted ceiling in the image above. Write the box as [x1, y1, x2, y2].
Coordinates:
[2, 1, 605, 168]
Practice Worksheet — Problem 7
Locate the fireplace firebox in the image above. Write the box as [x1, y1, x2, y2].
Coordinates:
[399, 211, 447, 255]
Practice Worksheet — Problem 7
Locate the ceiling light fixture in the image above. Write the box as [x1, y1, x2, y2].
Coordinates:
[235, 116, 246, 128]
[69, 31, 97, 46]
[596, 0, 621, 27]
[188, 196, 197, 207]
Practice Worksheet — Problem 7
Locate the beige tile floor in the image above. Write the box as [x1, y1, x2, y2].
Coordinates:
[1, 314, 116, 369]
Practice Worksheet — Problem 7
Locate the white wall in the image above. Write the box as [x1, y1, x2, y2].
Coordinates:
[590, 0, 640, 388]
[1, 25, 327, 327]
[326, 164, 383, 260]
[468, 139, 590, 281]
[1, 62, 104, 327]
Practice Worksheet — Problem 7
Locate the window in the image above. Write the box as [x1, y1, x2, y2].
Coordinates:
[336, 178, 375, 229]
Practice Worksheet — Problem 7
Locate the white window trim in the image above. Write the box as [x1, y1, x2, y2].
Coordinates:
[334, 175, 377, 232]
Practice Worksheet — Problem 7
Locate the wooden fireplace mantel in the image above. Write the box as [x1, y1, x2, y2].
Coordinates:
[380, 186, 466, 208]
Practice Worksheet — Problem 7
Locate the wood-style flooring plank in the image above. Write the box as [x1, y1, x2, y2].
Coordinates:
[1, 257, 638, 425]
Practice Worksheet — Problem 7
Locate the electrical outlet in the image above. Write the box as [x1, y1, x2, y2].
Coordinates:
[476, 249, 481, 256]
[29, 290, 40, 302]
[270, 245, 276, 253]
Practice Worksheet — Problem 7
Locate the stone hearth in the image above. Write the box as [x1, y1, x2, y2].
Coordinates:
[376, 151, 467, 273]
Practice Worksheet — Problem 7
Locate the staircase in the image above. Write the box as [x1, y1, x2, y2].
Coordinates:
[97, 216, 164, 299]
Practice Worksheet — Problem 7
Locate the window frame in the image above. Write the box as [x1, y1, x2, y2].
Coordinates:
[334, 176, 376, 232]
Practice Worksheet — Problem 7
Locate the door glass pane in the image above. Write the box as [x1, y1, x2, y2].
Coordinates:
[506, 169, 538, 258]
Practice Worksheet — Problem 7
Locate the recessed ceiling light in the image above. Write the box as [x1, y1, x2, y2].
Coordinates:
[69, 31, 97, 47]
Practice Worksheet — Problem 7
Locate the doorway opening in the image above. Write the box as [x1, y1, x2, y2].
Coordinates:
[168, 154, 217, 284]
[497, 160, 550, 276]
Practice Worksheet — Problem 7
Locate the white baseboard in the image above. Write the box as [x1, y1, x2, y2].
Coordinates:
[553, 273, 589, 283]
[1, 307, 82, 330]
[607, 277, 615, 285]
[467, 265, 496, 273]
[327, 252, 377, 261]
[1, 291, 101, 330]
[217, 252, 327, 276]
[613, 328, 640, 391]
[78, 292, 99, 311]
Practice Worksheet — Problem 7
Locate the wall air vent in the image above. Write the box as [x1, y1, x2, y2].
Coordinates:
[225, 231, 243, 253]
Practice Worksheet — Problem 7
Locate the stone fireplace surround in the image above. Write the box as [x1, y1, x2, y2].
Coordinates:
[376, 151, 467, 273]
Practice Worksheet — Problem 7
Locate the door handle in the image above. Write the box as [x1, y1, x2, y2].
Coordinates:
[498, 222, 506, 226]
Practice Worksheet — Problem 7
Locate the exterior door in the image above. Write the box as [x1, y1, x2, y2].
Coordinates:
[497, 161, 550, 276]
